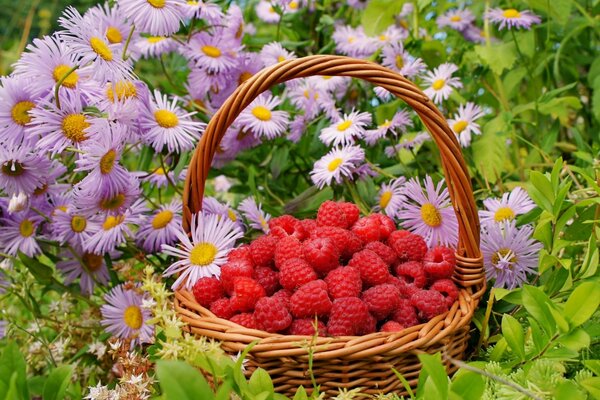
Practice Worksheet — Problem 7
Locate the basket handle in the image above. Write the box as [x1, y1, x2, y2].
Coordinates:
[183, 55, 481, 260]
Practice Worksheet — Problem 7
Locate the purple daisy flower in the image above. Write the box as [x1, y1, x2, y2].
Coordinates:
[448, 102, 485, 147]
[461, 24, 489, 44]
[381, 42, 426, 79]
[332, 25, 372, 58]
[238, 197, 271, 233]
[118, 0, 184, 36]
[398, 176, 459, 247]
[51, 208, 101, 248]
[259, 42, 297, 67]
[0, 145, 52, 196]
[162, 212, 243, 290]
[481, 221, 542, 289]
[56, 245, 114, 295]
[437, 9, 476, 31]
[423, 63, 462, 104]
[0, 210, 44, 256]
[319, 110, 372, 147]
[140, 90, 205, 154]
[86, 3, 139, 57]
[203, 196, 244, 232]
[237, 93, 289, 140]
[136, 35, 177, 59]
[231, 52, 263, 87]
[136, 200, 183, 253]
[73, 173, 141, 217]
[181, 0, 223, 22]
[486, 8, 541, 30]
[310, 145, 366, 189]
[0, 76, 38, 147]
[101, 284, 154, 347]
[372, 26, 408, 48]
[134, 165, 182, 189]
[255, 0, 281, 23]
[375, 177, 406, 219]
[374, 86, 393, 102]
[288, 79, 334, 119]
[364, 110, 413, 146]
[480, 187, 536, 225]
[183, 31, 241, 73]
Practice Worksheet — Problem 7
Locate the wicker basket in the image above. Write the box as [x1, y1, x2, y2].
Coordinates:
[175, 55, 485, 397]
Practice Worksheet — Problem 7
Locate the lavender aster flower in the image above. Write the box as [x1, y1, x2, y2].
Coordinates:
[256, 0, 281, 23]
[51, 208, 101, 248]
[319, 110, 372, 147]
[364, 110, 413, 146]
[136, 36, 177, 59]
[73, 173, 141, 217]
[56, 246, 114, 295]
[181, 0, 223, 22]
[310, 145, 366, 189]
[237, 93, 289, 140]
[259, 42, 297, 67]
[437, 9, 476, 31]
[375, 177, 406, 219]
[0, 210, 44, 256]
[384, 132, 430, 158]
[381, 42, 426, 79]
[0, 145, 52, 196]
[183, 31, 241, 73]
[480, 187, 536, 225]
[332, 25, 371, 58]
[238, 197, 271, 233]
[486, 8, 541, 30]
[118, 0, 184, 36]
[0, 76, 38, 147]
[481, 221, 542, 289]
[136, 200, 183, 253]
[423, 63, 462, 104]
[447, 102, 485, 147]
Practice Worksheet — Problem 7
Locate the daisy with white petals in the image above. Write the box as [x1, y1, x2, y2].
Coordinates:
[237, 94, 289, 139]
[238, 197, 271, 233]
[118, 0, 184, 36]
[447, 102, 485, 147]
[319, 110, 372, 147]
[480, 187, 536, 226]
[375, 177, 406, 219]
[310, 145, 366, 189]
[422, 63, 462, 104]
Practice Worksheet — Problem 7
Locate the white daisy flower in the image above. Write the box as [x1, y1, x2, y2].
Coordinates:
[319, 110, 372, 146]
[479, 187, 536, 225]
[448, 102, 485, 147]
[237, 93, 289, 139]
[422, 63, 462, 104]
[375, 177, 406, 218]
[310, 145, 365, 189]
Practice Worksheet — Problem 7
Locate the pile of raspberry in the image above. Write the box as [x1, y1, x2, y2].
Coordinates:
[192, 200, 459, 337]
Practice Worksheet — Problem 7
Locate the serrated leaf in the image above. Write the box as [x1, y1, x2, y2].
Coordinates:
[474, 42, 517, 75]
[471, 117, 508, 182]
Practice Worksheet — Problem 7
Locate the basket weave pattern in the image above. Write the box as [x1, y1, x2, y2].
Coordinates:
[175, 55, 485, 396]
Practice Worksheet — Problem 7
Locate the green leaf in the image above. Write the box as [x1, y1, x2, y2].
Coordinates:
[564, 282, 600, 327]
[361, 0, 406, 35]
[0, 342, 28, 400]
[527, 0, 572, 25]
[17, 252, 53, 284]
[215, 382, 232, 400]
[392, 368, 415, 399]
[592, 77, 600, 122]
[248, 368, 274, 399]
[580, 377, 600, 399]
[42, 365, 74, 400]
[474, 42, 517, 75]
[584, 360, 600, 376]
[156, 360, 213, 399]
[270, 146, 289, 179]
[522, 285, 555, 335]
[557, 328, 590, 351]
[449, 370, 485, 400]
[374, 100, 402, 125]
[554, 380, 587, 400]
[501, 315, 525, 360]
[292, 386, 308, 400]
[471, 117, 508, 182]
[529, 171, 554, 208]
[417, 353, 448, 399]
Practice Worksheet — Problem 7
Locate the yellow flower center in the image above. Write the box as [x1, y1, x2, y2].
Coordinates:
[151, 210, 173, 229]
[347, 37, 355, 43]
[99, 149, 117, 174]
[238, 71, 253, 85]
[19, 219, 34, 237]
[55, 206, 68, 214]
[379, 120, 392, 129]
[432, 79, 446, 91]
[189, 242, 218, 266]
[82, 252, 103, 272]
[378, 34, 388, 41]
[453, 120, 468, 134]
[100, 194, 126, 212]
[106, 81, 137, 102]
[289, 1, 298, 9]
[154, 109, 179, 128]
[147, 0, 165, 8]
[277, 55, 286, 62]
[450, 15, 461, 22]
[52, 65, 79, 88]
[337, 120, 352, 131]
[395, 55, 404, 69]
[70, 215, 87, 233]
[493, 206, 516, 222]
[327, 158, 343, 172]
[154, 167, 166, 175]
[491, 248, 518, 266]
[106, 26, 123, 44]
[187, 0, 198, 4]
[123, 305, 143, 329]
[147, 36, 165, 43]
[379, 191, 392, 209]
[502, 9, 521, 19]
[11, 101, 35, 126]
[251, 105, 272, 121]
[33, 183, 49, 196]
[102, 214, 125, 230]
[62, 114, 90, 143]
[201, 45, 221, 58]
[227, 209, 237, 222]
[90, 37, 113, 61]
[420, 203, 442, 227]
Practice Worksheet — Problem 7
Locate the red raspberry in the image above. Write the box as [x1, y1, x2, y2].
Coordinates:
[269, 215, 298, 235]
[311, 226, 363, 259]
[338, 202, 360, 226]
[317, 200, 348, 228]
[272, 289, 293, 308]
[344, 232, 364, 258]
[279, 258, 317, 291]
[298, 219, 317, 236]
[348, 250, 391, 287]
[192, 277, 224, 307]
[410, 290, 449, 321]
[289, 318, 327, 336]
[303, 237, 340, 276]
[351, 217, 380, 243]
[230, 313, 257, 329]
[250, 235, 277, 267]
[227, 245, 253, 264]
[430, 279, 459, 308]
[364, 241, 397, 265]
[357, 313, 377, 335]
[254, 266, 280, 295]
[289, 280, 332, 318]
[394, 261, 427, 289]
[230, 277, 266, 312]
[381, 321, 404, 332]
[325, 266, 362, 299]
[327, 297, 370, 336]
[423, 246, 456, 280]
[254, 297, 292, 333]
[220, 260, 254, 295]
[391, 299, 419, 327]
[209, 298, 234, 319]
[361, 284, 401, 320]
[388, 230, 428, 261]
[274, 236, 304, 269]
[369, 213, 396, 240]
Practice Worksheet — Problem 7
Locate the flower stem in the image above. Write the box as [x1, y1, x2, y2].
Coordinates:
[122, 24, 136, 60]
[54, 65, 79, 109]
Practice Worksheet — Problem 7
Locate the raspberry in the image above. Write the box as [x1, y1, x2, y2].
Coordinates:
[327, 297, 370, 336]
[289, 280, 332, 318]
[254, 266, 280, 295]
[423, 246, 456, 280]
[351, 217, 380, 243]
[289, 318, 327, 336]
[311, 226, 362, 259]
[430, 279, 459, 308]
[338, 202, 360, 226]
[357, 313, 377, 335]
[325, 266, 362, 299]
[298, 219, 317, 236]
[344, 232, 364, 259]
[391, 299, 419, 327]
[270, 226, 290, 239]
[269, 215, 298, 235]
[254, 297, 292, 333]
[410, 290, 449, 321]
[220, 260, 254, 294]
[230, 277, 266, 312]
[250, 235, 277, 267]
[364, 241, 397, 265]
[303, 237, 340, 276]
[192, 277, 224, 307]
[317, 200, 348, 228]
[272, 289, 293, 308]
[209, 298, 234, 319]
[279, 258, 317, 291]
[381, 321, 404, 332]
[227, 245, 253, 264]
[230, 313, 257, 329]
[348, 250, 391, 287]
[394, 261, 427, 289]
[388, 230, 428, 261]
[361, 284, 401, 320]
[369, 213, 396, 240]
[274, 236, 304, 269]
